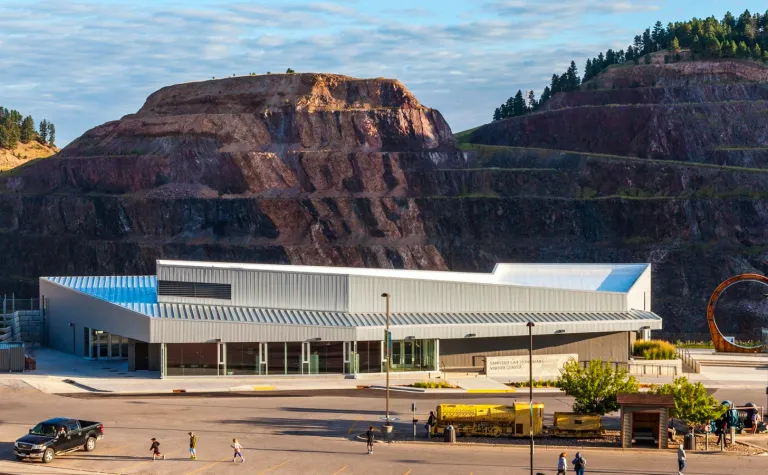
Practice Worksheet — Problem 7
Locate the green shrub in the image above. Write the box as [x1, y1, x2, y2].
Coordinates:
[509, 379, 558, 388]
[633, 339, 677, 359]
[411, 380, 455, 389]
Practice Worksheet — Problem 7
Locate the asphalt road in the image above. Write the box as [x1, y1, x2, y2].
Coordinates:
[1, 384, 767, 475]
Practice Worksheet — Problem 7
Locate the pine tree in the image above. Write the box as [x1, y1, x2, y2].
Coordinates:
[652, 21, 665, 50]
[539, 86, 551, 105]
[3, 122, 20, 149]
[669, 36, 681, 53]
[493, 108, 501, 121]
[737, 40, 749, 58]
[512, 90, 527, 116]
[691, 35, 702, 53]
[20, 116, 35, 144]
[642, 28, 652, 54]
[626, 46, 635, 62]
[753, 44, 762, 60]
[584, 59, 593, 81]
[606, 49, 616, 65]
[39, 120, 48, 144]
[48, 123, 55, 147]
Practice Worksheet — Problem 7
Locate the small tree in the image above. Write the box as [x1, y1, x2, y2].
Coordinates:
[286, 68, 295, 73]
[48, 123, 56, 148]
[669, 36, 681, 53]
[20, 116, 35, 143]
[38, 119, 48, 144]
[556, 360, 639, 415]
[651, 377, 726, 427]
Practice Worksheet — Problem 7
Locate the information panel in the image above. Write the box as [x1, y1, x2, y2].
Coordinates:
[484, 354, 578, 379]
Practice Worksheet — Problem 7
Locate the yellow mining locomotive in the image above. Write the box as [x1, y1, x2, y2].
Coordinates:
[432, 403, 544, 437]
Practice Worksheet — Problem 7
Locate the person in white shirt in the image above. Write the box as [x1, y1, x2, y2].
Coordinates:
[231, 438, 245, 463]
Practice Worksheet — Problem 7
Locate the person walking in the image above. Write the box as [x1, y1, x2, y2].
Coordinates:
[677, 444, 686, 474]
[231, 438, 245, 463]
[556, 451, 567, 475]
[188, 432, 197, 460]
[751, 410, 760, 434]
[366, 426, 375, 454]
[426, 411, 436, 437]
[572, 451, 586, 475]
[149, 438, 165, 461]
[716, 416, 729, 447]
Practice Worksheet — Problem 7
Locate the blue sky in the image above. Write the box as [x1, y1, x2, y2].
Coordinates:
[1, 0, 766, 146]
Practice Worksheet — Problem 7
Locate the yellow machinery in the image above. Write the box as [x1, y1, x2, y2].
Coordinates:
[552, 412, 604, 438]
[432, 403, 544, 437]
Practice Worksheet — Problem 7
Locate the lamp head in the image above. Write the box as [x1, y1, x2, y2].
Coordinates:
[526, 321, 535, 328]
[381, 293, 390, 298]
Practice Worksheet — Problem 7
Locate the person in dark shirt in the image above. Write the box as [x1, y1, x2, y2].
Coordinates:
[366, 426, 375, 454]
[426, 411, 436, 437]
[150, 438, 165, 460]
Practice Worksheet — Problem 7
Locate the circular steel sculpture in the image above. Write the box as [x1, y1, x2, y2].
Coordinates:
[707, 273, 766, 353]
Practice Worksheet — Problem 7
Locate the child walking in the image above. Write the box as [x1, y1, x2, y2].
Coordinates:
[231, 438, 245, 463]
[150, 438, 165, 461]
[188, 432, 197, 460]
[366, 426, 375, 454]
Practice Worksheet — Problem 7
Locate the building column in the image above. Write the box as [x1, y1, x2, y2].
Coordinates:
[435, 339, 440, 372]
[160, 343, 166, 379]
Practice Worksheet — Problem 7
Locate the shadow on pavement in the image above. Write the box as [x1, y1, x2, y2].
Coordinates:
[221, 416, 402, 437]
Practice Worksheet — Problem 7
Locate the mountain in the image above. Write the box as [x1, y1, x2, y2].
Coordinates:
[461, 51, 768, 339]
[0, 73, 462, 296]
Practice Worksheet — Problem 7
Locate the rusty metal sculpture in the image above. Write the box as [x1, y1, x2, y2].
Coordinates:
[707, 273, 766, 353]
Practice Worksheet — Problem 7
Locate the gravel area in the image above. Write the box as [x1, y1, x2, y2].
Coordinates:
[671, 433, 767, 455]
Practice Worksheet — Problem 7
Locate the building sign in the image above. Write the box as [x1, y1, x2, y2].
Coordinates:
[484, 354, 578, 379]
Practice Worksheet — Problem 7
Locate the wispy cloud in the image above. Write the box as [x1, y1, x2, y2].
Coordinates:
[0, 0, 701, 145]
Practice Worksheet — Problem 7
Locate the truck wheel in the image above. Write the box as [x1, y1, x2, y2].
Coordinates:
[85, 437, 96, 452]
[42, 448, 54, 463]
[15, 455, 24, 461]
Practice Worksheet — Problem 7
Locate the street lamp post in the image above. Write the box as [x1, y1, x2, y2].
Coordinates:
[526, 321, 535, 475]
[381, 292, 391, 426]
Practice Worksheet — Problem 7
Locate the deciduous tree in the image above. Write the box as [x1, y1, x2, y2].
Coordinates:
[651, 377, 726, 427]
[556, 360, 639, 415]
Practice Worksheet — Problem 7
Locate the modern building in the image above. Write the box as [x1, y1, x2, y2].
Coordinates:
[39, 260, 661, 378]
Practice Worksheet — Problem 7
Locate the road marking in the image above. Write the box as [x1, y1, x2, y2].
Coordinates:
[404, 470, 412, 475]
[347, 415, 362, 435]
[184, 456, 231, 475]
[332, 465, 348, 475]
[257, 458, 293, 474]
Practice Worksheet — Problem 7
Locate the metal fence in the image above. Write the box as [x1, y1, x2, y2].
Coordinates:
[1, 297, 40, 314]
[579, 360, 681, 377]
[677, 348, 701, 374]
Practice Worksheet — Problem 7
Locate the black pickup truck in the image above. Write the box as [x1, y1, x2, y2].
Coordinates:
[14, 417, 104, 463]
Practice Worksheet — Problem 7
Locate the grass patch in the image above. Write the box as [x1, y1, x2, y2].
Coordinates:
[453, 127, 480, 143]
[633, 340, 677, 360]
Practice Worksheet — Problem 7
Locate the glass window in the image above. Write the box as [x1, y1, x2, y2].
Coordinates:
[121, 338, 129, 358]
[226, 343, 261, 375]
[268, 343, 285, 375]
[111, 335, 120, 359]
[285, 342, 303, 374]
[90, 329, 98, 359]
[83, 328, 90, 357]
[164, 343, 218, 376]
[358, 341, 382, 373]
[98, 333, 108, 358]
[309, 342, 344, 374]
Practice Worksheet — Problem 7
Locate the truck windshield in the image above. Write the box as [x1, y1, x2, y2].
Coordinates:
[30, 423, 59, 436]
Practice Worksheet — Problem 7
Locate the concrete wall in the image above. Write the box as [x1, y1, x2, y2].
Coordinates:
[40, 279, 151, 356]
[439, 331, 630, 369]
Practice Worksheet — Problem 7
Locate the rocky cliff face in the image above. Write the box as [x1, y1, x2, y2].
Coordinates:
[463, 55, 768, 338]
[4, 66, 768, 338]
[0, 73, 461, 294]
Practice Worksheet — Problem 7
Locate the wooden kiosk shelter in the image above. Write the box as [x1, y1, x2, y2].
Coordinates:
[617, 393, 674, 449]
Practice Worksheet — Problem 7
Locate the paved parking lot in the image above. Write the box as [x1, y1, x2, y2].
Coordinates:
[1, 383, 767, 474]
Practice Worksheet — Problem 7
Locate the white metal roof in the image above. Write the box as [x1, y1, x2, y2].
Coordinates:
[157, 260, 649, 293]
[41, 275, 662, 336]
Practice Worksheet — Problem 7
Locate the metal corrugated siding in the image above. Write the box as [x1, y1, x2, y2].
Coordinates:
[348, 276, 628, 314]
[156, 264, 350, 311]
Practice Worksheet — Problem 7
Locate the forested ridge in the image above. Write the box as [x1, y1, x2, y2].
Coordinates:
[0, 107, 55, 149]
[493, 9, 768, 121]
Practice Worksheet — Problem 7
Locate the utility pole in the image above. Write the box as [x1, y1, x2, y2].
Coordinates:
[381, 293, 391, 427]
[527, 321, 535, 475]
